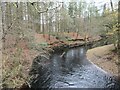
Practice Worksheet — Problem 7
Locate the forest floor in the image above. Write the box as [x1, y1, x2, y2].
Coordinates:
[87, 44, 119, 77]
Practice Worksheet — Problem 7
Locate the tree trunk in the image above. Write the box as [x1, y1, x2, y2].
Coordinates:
[110, 0, 114, 12]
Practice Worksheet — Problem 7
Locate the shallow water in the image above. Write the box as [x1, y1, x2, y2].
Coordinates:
[31, 47, 120, 89]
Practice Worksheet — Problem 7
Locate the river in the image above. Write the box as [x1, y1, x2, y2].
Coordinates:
[30, 47, 120, 89]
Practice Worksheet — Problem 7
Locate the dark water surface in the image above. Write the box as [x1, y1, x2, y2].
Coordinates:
[31, 47, 120, 89]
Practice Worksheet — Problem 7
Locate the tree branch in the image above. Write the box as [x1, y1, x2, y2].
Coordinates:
[32, 2, 61, 14]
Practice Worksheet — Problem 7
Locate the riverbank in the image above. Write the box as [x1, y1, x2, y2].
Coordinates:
[87, 44, 119, 77]
[3, 32, 98, 88]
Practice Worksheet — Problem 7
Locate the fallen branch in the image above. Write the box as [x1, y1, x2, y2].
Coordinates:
[60, 52, 66, 58]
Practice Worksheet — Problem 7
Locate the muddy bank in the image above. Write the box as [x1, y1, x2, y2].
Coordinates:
[87, 44, 119, 77]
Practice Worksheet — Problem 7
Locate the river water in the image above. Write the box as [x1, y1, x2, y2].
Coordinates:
[31, 47, 120, 89]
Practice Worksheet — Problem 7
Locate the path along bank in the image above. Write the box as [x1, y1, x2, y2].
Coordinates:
[87, 44, 119, 77]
